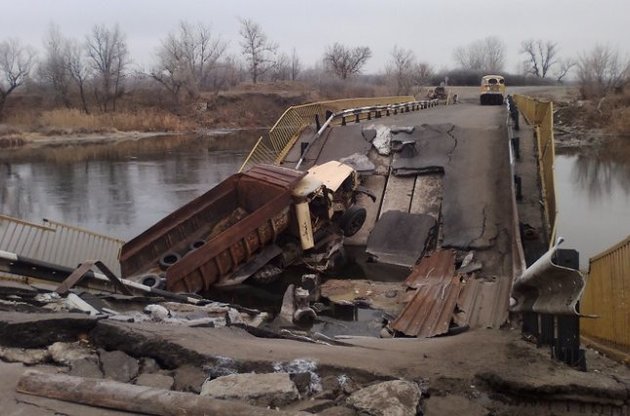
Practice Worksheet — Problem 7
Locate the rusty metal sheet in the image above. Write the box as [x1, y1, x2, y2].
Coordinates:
[391, 275, 462, 337]
[511, 238, 585, 315]
[455, 274, 511, 329]
[122, 165, 304, 293]
[366, 211, 436, 268]
[403, 250, 456, 288]
[243, 164, 307, 189]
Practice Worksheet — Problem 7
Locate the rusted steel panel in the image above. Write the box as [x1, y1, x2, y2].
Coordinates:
[120, 165, 306, 283]
[403, 250, 456, 288]
[392, 275, 461, 337]
[243, 164, 306, 189]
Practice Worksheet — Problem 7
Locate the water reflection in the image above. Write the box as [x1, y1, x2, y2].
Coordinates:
[556, 140, 630, 269]
[0, 132, 256, 240]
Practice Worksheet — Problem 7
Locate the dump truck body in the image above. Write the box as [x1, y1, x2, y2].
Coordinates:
[119, 165, 306, 294]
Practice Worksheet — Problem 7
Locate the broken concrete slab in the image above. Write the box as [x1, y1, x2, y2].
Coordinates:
[339, 153, 375, 174]
[367, 211, 436, 267]
[391, 124, 455, 177]
[0, 346, 49, 365]
[68, 358, 103, 379]
[201, 372, 299, 407]
[0, 312, 97, 348]
[0, 280, 38, 297]
[379, 175, 415, 218]
[173, 364, 207, 393]
[136, 373, 174, 390]
[346, 380, 421, 416]
[99, 349, 139, 383]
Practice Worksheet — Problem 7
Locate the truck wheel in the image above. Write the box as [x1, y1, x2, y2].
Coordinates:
[340, 207, 367, 237]
[159, 252, 181, 270]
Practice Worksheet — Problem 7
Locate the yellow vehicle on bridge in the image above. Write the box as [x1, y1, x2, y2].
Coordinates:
[480, 75, 506, 105]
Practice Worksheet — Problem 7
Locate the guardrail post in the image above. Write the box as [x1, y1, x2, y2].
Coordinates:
[315, 114, 321, 131]
[514, 175, 523, 201]
[386, 109, 390, 116]
[355, 114, 360, 123]
[552, 248, 586, 370]
[342, 116, 347, 126]
[511, 137, 521, 160]
[376, 110, 381, 118]
[367, 112, 372, 120]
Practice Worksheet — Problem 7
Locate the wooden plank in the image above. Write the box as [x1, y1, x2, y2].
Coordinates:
[409, 174, 443, 220]
[379, 175, 415, 217]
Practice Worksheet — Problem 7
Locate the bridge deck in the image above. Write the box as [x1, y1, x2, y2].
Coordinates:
[282, 102, 520, 329]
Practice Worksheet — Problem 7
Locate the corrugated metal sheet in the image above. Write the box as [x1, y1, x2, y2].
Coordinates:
[392, 250, 459, 337]
[456, 275, 511, 329]
[0, 214, 123, 277]
[403, 250, 455, 288]
[392, 275, 461, 337]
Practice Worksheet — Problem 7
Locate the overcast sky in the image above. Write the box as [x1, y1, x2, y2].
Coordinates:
[2, 0, 629, 74]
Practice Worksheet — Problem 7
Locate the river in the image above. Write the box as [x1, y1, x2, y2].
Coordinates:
[555, 141, 630, 270]
[2, 134, 629, 271]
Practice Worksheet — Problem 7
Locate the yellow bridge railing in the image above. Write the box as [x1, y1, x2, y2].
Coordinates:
[581, 235, 630, 362]
[239, 96, 415, 172]
[513, 94, 557, 247]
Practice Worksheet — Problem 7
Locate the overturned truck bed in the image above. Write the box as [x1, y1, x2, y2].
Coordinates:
[119, 165, 306, 294]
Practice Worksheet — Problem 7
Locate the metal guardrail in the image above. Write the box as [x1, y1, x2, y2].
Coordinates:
[581, 235, 630, 360]
[239, 96, 417, 172]
[512, 94, 557, 247]
[0, 214, 124, 280]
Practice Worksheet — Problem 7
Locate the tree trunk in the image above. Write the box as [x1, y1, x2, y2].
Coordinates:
[17, 370, 299, 416]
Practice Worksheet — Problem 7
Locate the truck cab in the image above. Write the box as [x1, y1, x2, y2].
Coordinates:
[480, 75, 506, 105]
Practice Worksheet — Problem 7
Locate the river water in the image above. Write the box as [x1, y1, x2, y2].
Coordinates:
[2, 134, 629, 270]
[555, 142, 630, 270]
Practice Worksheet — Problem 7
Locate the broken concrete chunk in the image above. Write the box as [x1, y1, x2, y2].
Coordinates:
[0, 346, 50, 365]
[140, 357, 161, 374]
[201, 372, 299, 407]
[339, 153, 376, 174]
[346, 380, 421, 416]
[48, 342, 96, 366]
[391, 126, 415, 134]
[99, 349, 139, 383]
[68, 357, 103, 378]
[136, 373, 174, 390]
[371, 125, 392, 156]
[361, 128, 377, 142]
[317, 406, 358, 416]
[173, 364, 207, 393]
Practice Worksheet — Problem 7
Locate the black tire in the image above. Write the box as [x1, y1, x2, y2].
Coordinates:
[141, 273, 163, 289]
[497, 96, 504, 106]
[480, 95, 486, 106]
[159, 252, 181, 270]
[339, 206, 367, 237]
[189, 240, 206, 251]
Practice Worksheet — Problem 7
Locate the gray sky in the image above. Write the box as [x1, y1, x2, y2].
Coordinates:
[2, 0, 629, 74]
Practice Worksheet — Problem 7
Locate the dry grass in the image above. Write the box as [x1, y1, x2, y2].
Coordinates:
[37, 109, 192, 133]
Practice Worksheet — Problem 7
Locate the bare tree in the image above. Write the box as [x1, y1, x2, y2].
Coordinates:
[577, 44, 630, 98]
[0, 38, 35, 118]
[66, 39, 92, 114]
[271, 51, 291, 81]
[151, 21, 226, 101]
[40, 24, 73, 107]
[290, 48, 301, 81]
[554, 58, 576, 82]
[238, 18, 277, 84]
[323, 43, 372, 80]
[453, 36, 505, 73]
[520, 39, 558, 78]
[386, 46, 415, 94]
[86, 24, 130, 112]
